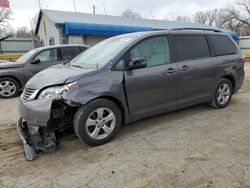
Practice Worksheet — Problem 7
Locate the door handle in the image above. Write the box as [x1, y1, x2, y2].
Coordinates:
[181, 65, 190, 72]
[165, 68, 177, 74]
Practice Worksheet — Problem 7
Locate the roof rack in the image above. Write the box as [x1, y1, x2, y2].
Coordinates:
[171, 28, 222, 33]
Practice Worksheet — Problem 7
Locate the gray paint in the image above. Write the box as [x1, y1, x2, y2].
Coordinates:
[17, 30, 245, 159]
[0, 44, 88, 89]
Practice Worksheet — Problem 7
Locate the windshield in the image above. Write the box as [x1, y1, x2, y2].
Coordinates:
[70, 36, 135, 69]
[16, 49, 37, 64]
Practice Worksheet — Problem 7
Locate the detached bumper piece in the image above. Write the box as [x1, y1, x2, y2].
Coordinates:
[16, 118, 57, 161]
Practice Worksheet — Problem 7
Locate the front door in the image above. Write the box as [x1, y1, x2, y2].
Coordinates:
[124, 36, 178, 120]
[24, 48, 60, 82]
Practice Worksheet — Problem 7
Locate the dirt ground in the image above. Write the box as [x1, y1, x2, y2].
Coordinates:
[1, 64, 250, 188]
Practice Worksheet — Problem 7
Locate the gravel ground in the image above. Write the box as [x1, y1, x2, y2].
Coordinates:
[0, 64, 250, 188]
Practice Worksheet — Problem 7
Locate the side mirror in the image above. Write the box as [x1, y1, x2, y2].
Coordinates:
[31, 59, 40, 64]
[127, 57, 147, 70]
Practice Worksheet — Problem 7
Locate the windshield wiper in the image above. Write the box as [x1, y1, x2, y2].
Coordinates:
[62, 60, 71, 65]
[71, 64, 83, 69]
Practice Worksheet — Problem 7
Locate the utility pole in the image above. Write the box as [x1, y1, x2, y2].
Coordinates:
[149, 10, 155, 19]
[38, 0, 41, 9]
[103, 3, 107, 15]
[73, 0, 76, 12]
[30, 18, 35, 49]
[93, 5, 95, 14]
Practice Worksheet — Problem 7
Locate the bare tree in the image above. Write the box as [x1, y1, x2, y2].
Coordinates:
[226, 0, 250, 35]
[193, 11, 207, 24]
[15, 26, 31, 38]
[174, 15, 191, 22]
[0, 8, 12, 27]
[122, 8, 141, 18]
[165, 13, 192, 23]
[193, 9, 222, 26]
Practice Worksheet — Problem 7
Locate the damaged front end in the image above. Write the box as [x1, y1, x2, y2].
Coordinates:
[17, 117, 57, 161]
[17, 83, 79, 161]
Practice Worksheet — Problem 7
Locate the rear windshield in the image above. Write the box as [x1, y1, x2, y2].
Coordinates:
[209, 35, 237, 56]
[172, 35, 210, 62]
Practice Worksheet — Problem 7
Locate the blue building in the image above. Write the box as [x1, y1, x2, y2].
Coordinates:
[35, 9, 238, 47]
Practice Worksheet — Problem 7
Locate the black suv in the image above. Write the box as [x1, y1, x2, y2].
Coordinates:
[17, 30, 245, 160]
[0, 44, 88, 98]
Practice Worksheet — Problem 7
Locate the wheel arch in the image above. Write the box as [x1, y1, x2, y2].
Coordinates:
[0, 75, 22, 89]
[222, 75, 236, 93]
[84, 95, 126, 125]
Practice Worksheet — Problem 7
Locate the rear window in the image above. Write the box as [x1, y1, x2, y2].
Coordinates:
[61, 47, 82, 61]
[172, 35, 210, 62]
[209, 35, 237, 56]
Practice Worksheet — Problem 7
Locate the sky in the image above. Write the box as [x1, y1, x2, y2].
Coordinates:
[8, 0, 236, 30]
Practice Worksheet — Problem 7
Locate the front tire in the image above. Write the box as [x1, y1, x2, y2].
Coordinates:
[0, 77, 20, 98]
[210, 78, 233, 108]
[73, 99, 122, 146]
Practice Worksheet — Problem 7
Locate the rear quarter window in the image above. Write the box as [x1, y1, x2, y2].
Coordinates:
[171, 35, 210, 62]
[209, 35, 237, 56]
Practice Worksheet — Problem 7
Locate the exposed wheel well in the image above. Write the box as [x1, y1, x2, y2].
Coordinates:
[0, 76, 22, 89]
[223, 75, 235, 93]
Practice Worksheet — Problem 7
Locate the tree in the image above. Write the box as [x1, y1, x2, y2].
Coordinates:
[15, 26, 31, 38]
[193, 9, 222, 26]
[122, 8, 141, 18]
[226, 0, 250, 35]
[174, 15, 191, 22]
[0, 8, 12, 27]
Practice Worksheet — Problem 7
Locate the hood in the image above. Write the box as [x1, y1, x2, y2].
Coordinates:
[0, 61, 23, 69]
[25, 64, 95, 89]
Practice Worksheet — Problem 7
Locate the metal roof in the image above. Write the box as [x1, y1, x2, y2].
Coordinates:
[35, 9, 238, 40]
[38, 9, 215, 31]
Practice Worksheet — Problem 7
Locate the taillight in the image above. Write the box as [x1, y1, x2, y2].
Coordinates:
[240, 53, 246, 63]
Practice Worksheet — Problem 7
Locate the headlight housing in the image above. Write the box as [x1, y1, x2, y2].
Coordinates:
[38, 82, 77, 100]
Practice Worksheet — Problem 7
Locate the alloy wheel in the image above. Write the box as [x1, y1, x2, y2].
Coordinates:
[86, 107, 116, 140]
[0, 80, 17, 97]
[217, 83, 231, 105]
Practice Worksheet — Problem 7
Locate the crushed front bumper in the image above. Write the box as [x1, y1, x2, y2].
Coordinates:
[17, 97, 78, 161]
[16, 118, 57, 161]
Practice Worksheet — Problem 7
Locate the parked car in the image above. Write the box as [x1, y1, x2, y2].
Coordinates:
[17, 30, 245, 160]
[0, 59, 8, 63]
[0, 44, 88, 98]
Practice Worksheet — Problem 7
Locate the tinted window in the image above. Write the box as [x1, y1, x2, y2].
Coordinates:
[172, 35, 210, 61]
[61, 47, 81, 60]
[209, 35, 237, 56]
[35, 49, 58, 62]
[79, 46, 87, 51]
[130, 36, 171, 67]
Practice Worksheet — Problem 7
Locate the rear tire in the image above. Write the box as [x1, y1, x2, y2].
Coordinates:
[0, 77, 20, 98]
[73, 99, 122, 146]
[210, 78, 233, 108]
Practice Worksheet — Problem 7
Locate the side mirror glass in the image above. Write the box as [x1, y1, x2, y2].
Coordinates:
[31, 58, 40, 64]
[127, 57, 147, 70]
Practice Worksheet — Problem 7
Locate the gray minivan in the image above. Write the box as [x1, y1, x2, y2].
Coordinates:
[17, 30, 245, 160]
[0, 44, 88, 98]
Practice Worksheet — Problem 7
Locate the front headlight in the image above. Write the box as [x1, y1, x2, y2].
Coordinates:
[38, 82, 77, 100]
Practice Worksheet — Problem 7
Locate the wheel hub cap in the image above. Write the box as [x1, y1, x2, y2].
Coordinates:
[217, 83, 230, 105]
[0, 81, 16, 97]
[86, 107, 116, 140]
